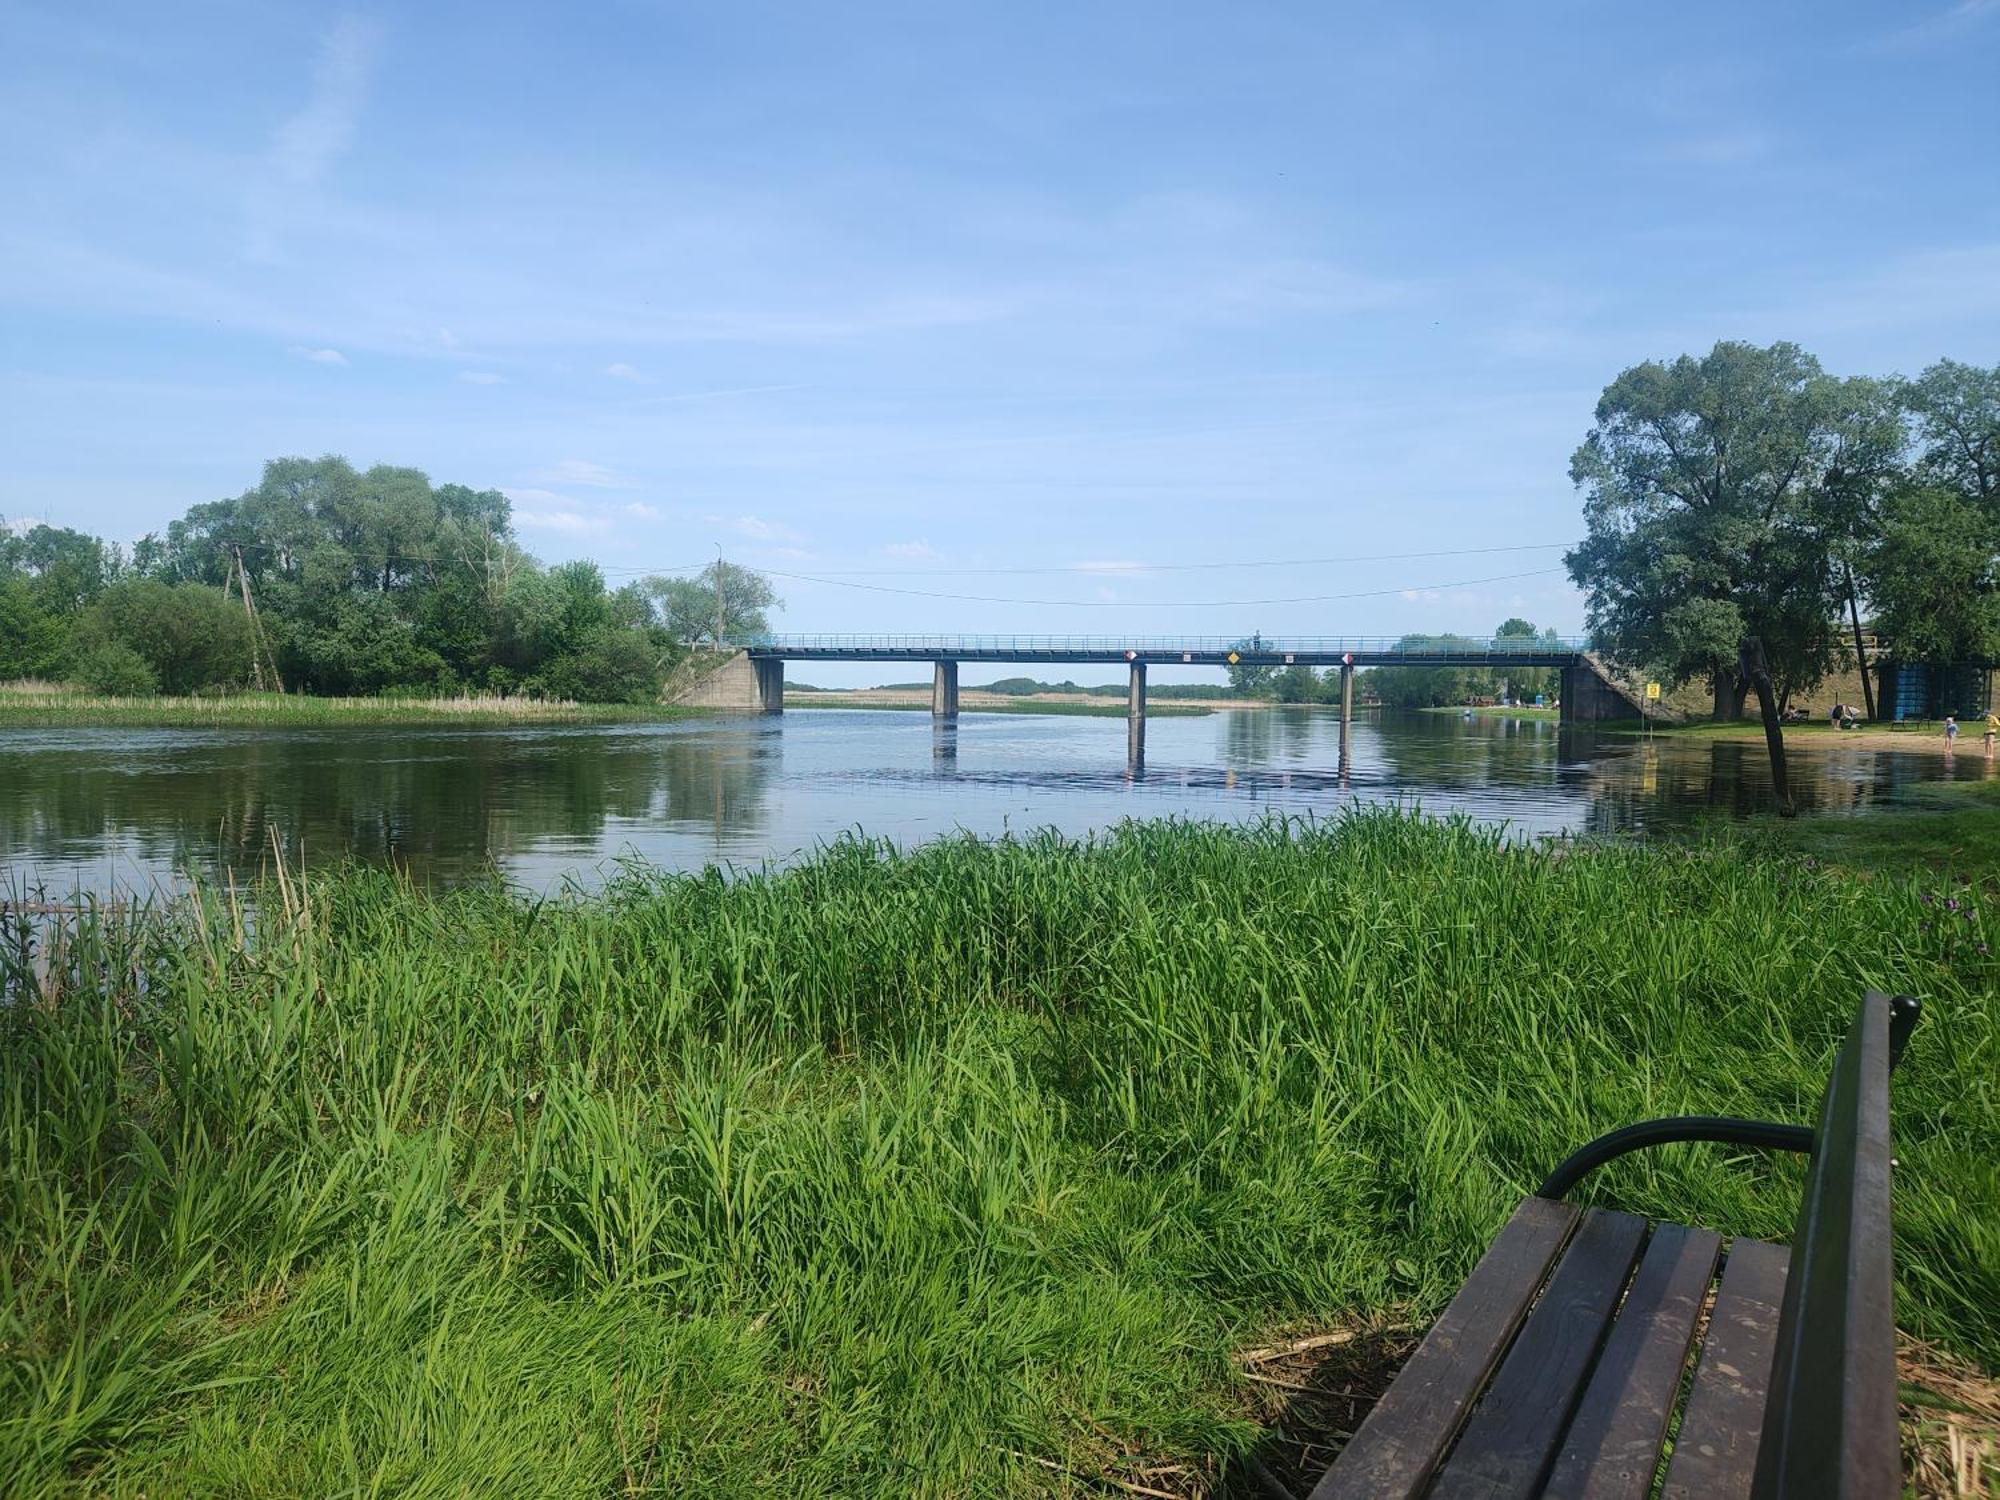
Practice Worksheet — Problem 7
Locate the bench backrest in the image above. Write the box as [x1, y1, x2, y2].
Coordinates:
[1751, 990, 1918, 1499]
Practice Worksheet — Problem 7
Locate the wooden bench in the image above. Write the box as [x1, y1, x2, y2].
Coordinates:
[1311, 991, 1920, 1500]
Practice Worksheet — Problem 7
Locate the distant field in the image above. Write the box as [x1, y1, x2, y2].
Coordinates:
[785, 690, 1217, 716]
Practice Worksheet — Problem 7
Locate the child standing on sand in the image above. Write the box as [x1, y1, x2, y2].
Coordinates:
[1944, 716, 1958, 748]
[1986, 710, 1998, 753]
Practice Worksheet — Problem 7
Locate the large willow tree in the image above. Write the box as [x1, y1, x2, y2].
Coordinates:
[1564, 341, 1900, 815]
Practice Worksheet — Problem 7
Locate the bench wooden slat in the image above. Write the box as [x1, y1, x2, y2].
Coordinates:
[1309, 1196, 1580, 1500]
[1426, 1207, 1650, 1500]
[1659, 1238, 1790, 1500]
[1540, 1222, 1722, 1500]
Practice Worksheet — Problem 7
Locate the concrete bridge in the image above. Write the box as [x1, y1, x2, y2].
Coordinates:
[673, 634, 1650, 742]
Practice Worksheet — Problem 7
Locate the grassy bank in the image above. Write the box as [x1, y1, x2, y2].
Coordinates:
[1747, 778, 2000, 886]
[1425, 704, 1560, 721]
[0, 688, 695, 729]
[3, 812, 1995, 1495]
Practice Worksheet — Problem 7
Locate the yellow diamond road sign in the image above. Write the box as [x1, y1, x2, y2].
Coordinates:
[1226, 651, 1240, 665]
[1645, 681, 1661, 700]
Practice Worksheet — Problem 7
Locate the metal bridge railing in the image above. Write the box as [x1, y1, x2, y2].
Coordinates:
[730, 633, 1592, 656]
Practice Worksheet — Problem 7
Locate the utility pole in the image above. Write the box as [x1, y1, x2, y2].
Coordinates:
[231, 546, 284, 694]
[713, 545, 725, 651]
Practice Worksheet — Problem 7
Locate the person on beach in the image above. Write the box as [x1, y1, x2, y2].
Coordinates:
[1944, 716, 1958, 749]
[1985, 709, 1998, 753]
[1830, 701, 1843, 729]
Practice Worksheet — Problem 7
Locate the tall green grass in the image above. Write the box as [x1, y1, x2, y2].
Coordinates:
[3, 810, 1994, 1495]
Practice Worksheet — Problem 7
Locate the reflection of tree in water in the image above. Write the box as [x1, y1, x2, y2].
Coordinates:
[1365, 711, 1562, 793]
[0, 726, 773, 887]
[1223, 705, 1324, 766]
[1569, 738, 1888, 839]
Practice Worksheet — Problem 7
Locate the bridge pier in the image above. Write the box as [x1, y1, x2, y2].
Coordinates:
[1558, 657, 1644, 727]
[1339, 663, 1354, 730]
[756, 657, 784, 712]
[1127, 660, 1147, 767]
[931, 660, 959, 718]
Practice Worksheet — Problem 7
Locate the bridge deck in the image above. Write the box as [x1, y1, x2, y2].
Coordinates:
[737, 634, 1589, 668]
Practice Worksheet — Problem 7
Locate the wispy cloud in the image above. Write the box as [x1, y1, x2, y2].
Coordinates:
[289, 345, 348, 365]
[716, 514, 804, 544]
[605, 362, 644, 381]
[622, 501, 662, 519]
[1872, 0, 2000, 50]
[269, 15, 379, 186]
[883, 540, 938, 560]
[508, 500, 611, 534]
[633, 382, 807, 407]
[526, 458, 628, 488]
[1071, 559, 1148, 575]
[1651, 130, 1775, 166]
[459, 371, 505, 385]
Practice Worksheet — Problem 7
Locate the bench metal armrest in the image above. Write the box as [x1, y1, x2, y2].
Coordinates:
[1538, 994, 1921, 1202]
[1536, 1117, 1814, 1200]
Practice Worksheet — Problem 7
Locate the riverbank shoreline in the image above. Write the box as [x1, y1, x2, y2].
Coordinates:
[0, 687, 697, 728]
[1614, 718, 1997, 761]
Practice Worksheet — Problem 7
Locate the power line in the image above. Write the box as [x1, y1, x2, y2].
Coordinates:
[752, 565, 1569, 608]
[213, 536, 1576, 581]
[792, 541, 1577, 577]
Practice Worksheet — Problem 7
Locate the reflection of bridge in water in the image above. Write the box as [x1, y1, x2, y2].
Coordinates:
[678, 633, 1652, 765]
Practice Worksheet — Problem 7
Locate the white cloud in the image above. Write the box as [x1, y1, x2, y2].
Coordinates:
[269, 15, 379, 186]
[437, 327, 460, 349]
[289, 345, 348, 365]
[459, 371, 505, 385]
[605, 362, 644, 381]
[622, 501, 662, 519]
[512, 507, 611, 534]
[526, 458, 628, 488]
[720, 514, 805, 543]
[883, 540, 938, 560]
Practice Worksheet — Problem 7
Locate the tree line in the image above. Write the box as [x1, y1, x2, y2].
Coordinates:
[1, 457, 778, 702]
[1567, 345, 1998, 812]
[1222, 619, 1565, 705]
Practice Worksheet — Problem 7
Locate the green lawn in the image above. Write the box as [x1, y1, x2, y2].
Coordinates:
[4, 811, 1994, 1494]
[1757, 779, 2000, 886]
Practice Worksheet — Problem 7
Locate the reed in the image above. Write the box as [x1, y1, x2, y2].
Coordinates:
[2, 809, 1993, 1494]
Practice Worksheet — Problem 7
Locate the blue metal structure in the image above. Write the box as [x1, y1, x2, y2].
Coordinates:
[733, 633, 1593, 667]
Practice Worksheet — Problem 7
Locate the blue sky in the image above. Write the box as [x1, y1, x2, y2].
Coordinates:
[5, 0, 1998, 677]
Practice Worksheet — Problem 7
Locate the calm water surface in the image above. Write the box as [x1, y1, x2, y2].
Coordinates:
[2, 708, 1991, 897]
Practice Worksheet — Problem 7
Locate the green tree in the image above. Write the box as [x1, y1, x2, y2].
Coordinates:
[0, 576, 64, 678]
[5, 523, 110, 615]
[1565, 341, 1867, 813]
[1269, 663, 1326, 703]
[1901, 359, 1999, 508]
[73, 580, 252, 694]
[647, 561, 781, 647]
[1860, 486, 2000, 665]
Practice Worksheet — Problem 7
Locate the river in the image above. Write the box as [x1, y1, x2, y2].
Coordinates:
[1, 707, 1989, 897]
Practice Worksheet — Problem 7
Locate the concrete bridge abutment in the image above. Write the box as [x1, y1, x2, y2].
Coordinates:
[667, 651, 784, 713]
[932, 660, 959, 718]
